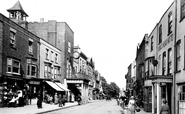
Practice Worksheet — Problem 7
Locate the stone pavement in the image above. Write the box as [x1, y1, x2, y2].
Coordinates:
[0, 99, 79, 114]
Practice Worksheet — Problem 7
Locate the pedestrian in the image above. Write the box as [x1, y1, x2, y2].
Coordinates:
[54, 93, 58, 105]
[127, 96, 139, 114]
[62, 95, 66, 106]
[37, 94, 42, 109]
[160, 99, 170, 114]
[58, 94, 62, 107]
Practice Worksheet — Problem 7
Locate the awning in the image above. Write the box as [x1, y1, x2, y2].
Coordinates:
[55, 82, 70, 91]
[46, 81, 64, 91]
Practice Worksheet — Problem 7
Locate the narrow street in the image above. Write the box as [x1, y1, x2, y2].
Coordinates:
[44, 99, 152, 114]
[46, 99, 124, 114]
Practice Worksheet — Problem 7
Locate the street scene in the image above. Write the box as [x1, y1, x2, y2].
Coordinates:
[0, 0, 185, 114]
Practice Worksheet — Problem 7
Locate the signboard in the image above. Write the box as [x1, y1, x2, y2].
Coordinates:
[29, 81, 40, 85]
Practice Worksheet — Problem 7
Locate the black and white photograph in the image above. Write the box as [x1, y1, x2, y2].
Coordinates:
[0, 0, 183, 114]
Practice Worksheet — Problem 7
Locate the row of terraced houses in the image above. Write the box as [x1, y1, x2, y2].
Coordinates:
[0, 1, 103, 107]
[125, 0, 185, 114]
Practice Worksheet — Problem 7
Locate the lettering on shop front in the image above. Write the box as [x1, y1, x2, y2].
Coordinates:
[29, 81, 40, 85]
[158, 34, 173, 51]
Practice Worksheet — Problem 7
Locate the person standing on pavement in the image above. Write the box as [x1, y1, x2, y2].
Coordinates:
[37, 94, 42, 109]
[54, 93, 58, 105]
[58, 94, 62, 107]
[160, 99, 170, 114]
[128, 96, 137, 114]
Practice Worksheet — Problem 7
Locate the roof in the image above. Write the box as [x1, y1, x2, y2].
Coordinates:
[7, 0, 28, 17]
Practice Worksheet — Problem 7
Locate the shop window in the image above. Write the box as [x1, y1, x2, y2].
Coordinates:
[7, 58, 20, 74]
[148, 87, 152, 103]
[179, 84, 185, 114]
[161, 86, 166, 99]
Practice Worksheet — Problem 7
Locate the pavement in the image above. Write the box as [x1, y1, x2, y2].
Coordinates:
[0, 99, 153, 114]
[0, 99, 79, 114]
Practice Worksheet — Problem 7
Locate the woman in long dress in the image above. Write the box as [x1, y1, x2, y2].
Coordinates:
[160, 99, 170, 114]
[128, 96, 137, 114]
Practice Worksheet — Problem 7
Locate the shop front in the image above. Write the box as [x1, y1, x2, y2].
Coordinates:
[43, 80, 65, 104]
[25, 78, 43, 105]
[150, 75, 172, 114]
[1, 75, 24, 107]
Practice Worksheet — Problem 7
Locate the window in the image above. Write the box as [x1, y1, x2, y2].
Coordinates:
[55, 53, 58, 63]
[54, 67, 60, 80]
[148, 87, 152, 103]
[181, 0, 185, 20]
[46, 49, 49, 60]
[149, 58, 155, 76]
[168, 12, 173, 34]
[29, 39, 33, 55]
[68, 42, 71, 53]
[51, 51, 54, 62]
[27, 64, 37, 77]
[7, 58, 20, 74]
[145, 60, 149, 78]
[178, 84, 185, 114]
[44, 63, 51, 78]
[151, 36, 154, 51]
[168, 48, 172, 74]
[161, 86, 166, 99]
[159, 25, 162, 44]
[44, 65, 48, 77]
[177, 40, 181, 71]
[162, 52, 166, 75]
[10, 31, 16, 47]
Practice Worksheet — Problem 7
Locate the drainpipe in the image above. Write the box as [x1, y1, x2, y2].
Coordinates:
[173, 0, 177, 114]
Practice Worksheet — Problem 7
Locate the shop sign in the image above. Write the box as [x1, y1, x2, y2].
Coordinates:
[158, 33, 173, 51]
[29, 81, 40, 85]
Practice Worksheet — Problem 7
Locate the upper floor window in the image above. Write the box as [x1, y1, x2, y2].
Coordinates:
[46, 48, 49, 60]
[29, 39, 33, 55]
[55, 53, 58, 63]
[181, 0, 185, 20]
[51, 51, 54, 62]
[7, 58, 20, 74]
[10, 31, 16, 47]
[159, 25, 162, 44]
[68, 42, 71, 53]
[162, 52, 166, 75]
[176, 40, 181, 71]
[168, 12, 173, 34]
[168, 48, 172, 75]
[44, 63, 51, 78]
[151, 36, 154, 51]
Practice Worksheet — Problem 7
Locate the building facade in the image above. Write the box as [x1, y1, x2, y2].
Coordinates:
[0, 1, 40, 106]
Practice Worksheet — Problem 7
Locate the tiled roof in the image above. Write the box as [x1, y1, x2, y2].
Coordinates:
[7, 0, 28, 16]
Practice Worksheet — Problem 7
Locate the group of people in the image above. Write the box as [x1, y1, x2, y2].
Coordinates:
[43, 93, 66, 108]
[117, 95, 170, 114]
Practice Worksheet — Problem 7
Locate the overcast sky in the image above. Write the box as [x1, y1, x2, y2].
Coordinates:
[1, 0, 173, 89]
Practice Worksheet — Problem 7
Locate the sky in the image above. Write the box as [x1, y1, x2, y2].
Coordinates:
[1, 0, 173, 90]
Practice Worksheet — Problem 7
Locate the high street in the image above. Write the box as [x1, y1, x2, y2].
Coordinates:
[44, 99, 152, 114]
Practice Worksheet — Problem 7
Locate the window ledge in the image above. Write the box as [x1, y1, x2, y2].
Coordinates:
[175, 70, 181, 74]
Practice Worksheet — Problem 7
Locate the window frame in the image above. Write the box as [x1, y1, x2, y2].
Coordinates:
[28, 39, 33, 55]
[10, 31, 16, 48]
[159, 25, 162, 44]
[168, 12, 173, 35]
[181, 0, 185, 21]
[46, 48, 49, 60]
[168, 48, 172, 75]
[176, 40, 181, 72]
[68, 42, 71, 53]
[151, 36, 154, 51]
[26, 64, 37, 77]
[162, 51, 166, 75]
[6, 58, 20, 74]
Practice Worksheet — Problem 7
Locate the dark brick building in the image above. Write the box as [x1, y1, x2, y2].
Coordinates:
[0, 1, 40, 106]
